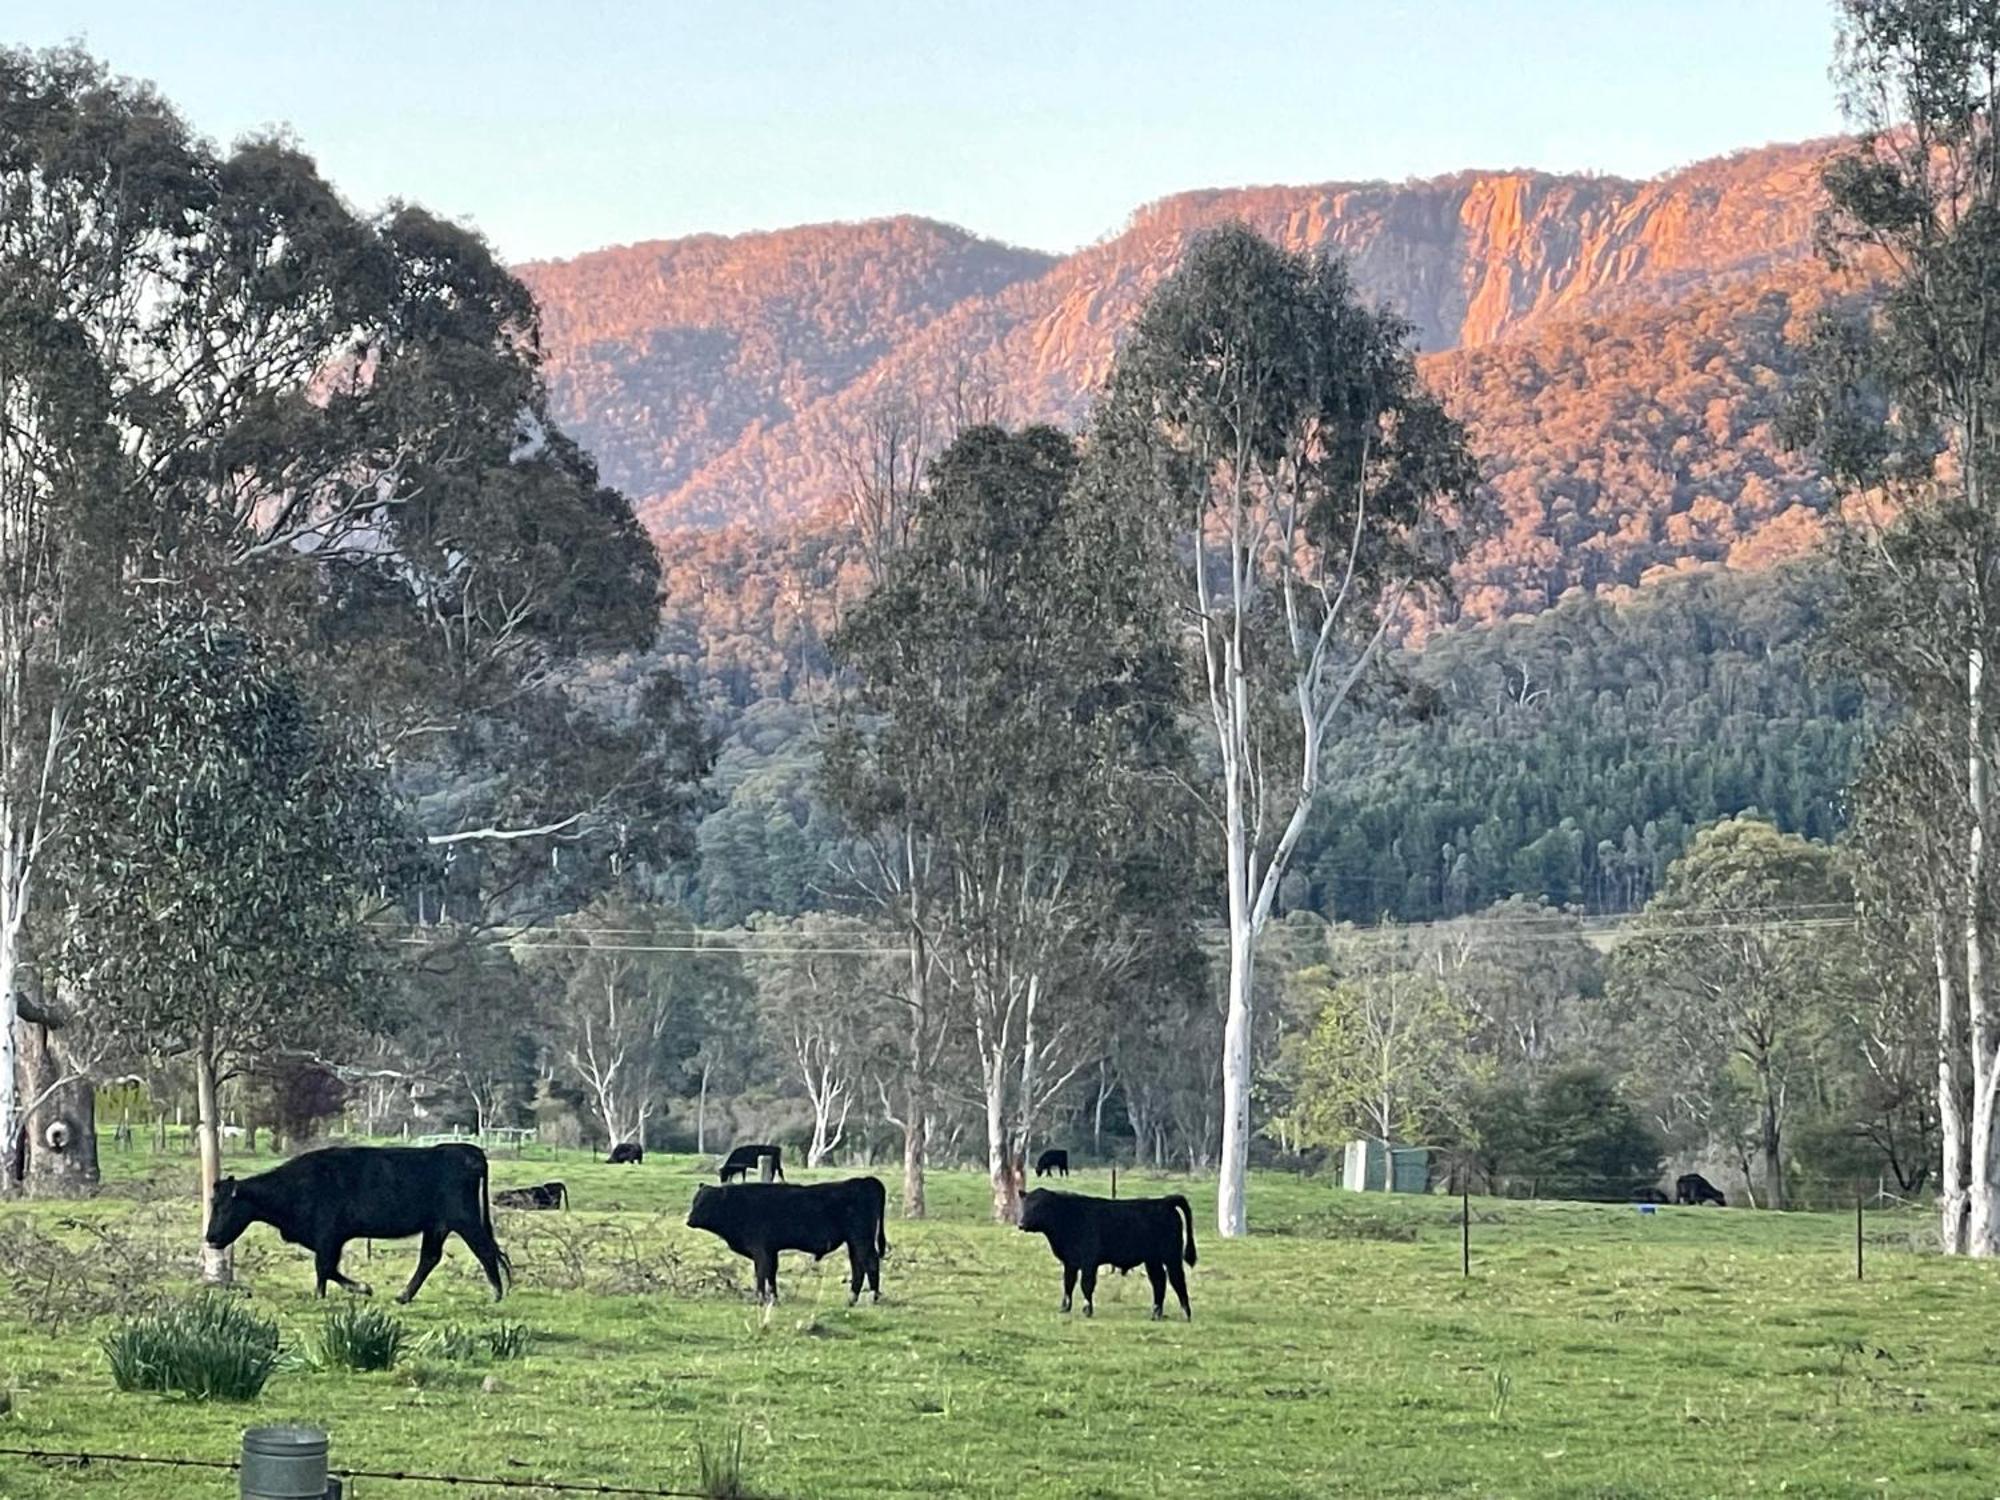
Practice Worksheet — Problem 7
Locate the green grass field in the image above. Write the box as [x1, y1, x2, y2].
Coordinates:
[0, 1149, 1989, 1499]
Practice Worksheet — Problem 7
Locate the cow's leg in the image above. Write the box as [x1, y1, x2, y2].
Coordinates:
[397, 1230, 446, 1304]
[458, 1220, 510, 1302]
[867, 1245, 882, 1302]
[753, 1249, 778, 1305]
[1145, 1260, 1168, 1319]
[1167, 1258, 1192, 1320]
[1060, 1263, 1077, 1313]
[1080, 1264, 1099, 1317]
[845, 1241, 866, 1306]
[316, 1242, 371, 1298]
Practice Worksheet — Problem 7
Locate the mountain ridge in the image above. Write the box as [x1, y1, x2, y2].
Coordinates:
[523, 137, 1855, 652]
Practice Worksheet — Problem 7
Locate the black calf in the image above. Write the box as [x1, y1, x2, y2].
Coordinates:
[1675, 1172, 1726, 1207]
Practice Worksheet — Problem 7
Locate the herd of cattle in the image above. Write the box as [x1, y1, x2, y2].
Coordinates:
[200, 1146, 1732, 1320]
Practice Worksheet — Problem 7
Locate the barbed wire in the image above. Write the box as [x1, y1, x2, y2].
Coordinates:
[0, 1444, 796, 1498]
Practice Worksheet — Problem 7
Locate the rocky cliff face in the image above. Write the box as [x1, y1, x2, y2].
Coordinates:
[521, 139, 1840, 539]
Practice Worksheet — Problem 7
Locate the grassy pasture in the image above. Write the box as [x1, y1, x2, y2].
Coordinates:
[0, 1150, 1989, 1499]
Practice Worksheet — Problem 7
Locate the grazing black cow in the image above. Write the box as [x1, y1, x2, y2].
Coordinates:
[494, 1181, 568, 1211]
[685, 1177, 887, 1305]
[1017, 1188, 1196, 1320]
[718, 1143, 786, 1183]
[1632, 1185, 1670, 1205]
[1034, 1148, 1069, 1178]
[205, 1144, 509, 1303]
[1675, 1171, 1727, 1207]
[608, 1142, 644, 1165]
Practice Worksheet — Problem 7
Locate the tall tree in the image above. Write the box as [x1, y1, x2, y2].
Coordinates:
[1608, 818, 1855, 1210]
[529, 897, 716, 1152]
[1085, 224, 1479, 1235]
[1789, 0, 2000, 1250]
[827, 424, 1189, 1221]
[0, 47, 707, 1176]
[55, 611, 414, 1277]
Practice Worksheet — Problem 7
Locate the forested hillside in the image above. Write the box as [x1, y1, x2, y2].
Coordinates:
[674, 565, 1868, 927]
[524, 136, 1874, 932]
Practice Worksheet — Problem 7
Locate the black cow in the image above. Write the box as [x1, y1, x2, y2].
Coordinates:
[718, 1143, 786, 1183]
[1034, 1148, 1069, 1178]
[1676, 1171, 1727, 1207]
[495, 1181, 568, 1211]
[1017, 1188, 1196, 1320]
[205, 1144, 509, 1303]
[686, 1177, 887, 1305]
[1632, 1185, 1670, 1205]
[608, 1142, 644, 1165]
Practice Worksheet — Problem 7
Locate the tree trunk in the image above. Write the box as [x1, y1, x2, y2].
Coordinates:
[0, 868, 21, 1195]
[1758, 1059, 1785, 1211]
[195, 1041, 231, 1285]
[1013, 974, 1040, 1176]
[1967, 646, 2000, 1255]
[1937, 913, 1972, 1253]
[696, 1061, 711, 1156]
[983, 1049, 1017, 1223]
[901, 1100, 927, 1219]
[902, 917, 930, 1219]
[1217, 923, 1256, 1237]
[17, 1018, 97, 1195]
[1092, 1063, 1110, 1160]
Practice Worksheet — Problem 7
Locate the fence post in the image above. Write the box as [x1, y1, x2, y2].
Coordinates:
[1461, 1186, 1470, 1277]
[1856, 1190, 1864, 1283]
[1110, 1163, 1117, 1199]
[241, 1425, 339, 1498]
[759, 1151, 775, 1184]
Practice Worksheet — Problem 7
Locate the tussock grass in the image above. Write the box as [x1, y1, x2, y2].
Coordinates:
[312, 1301, 405, 1371]
[102, 1293, 278, 1400]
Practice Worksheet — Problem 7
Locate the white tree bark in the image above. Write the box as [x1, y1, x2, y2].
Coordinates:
[1935, 913, 1970, 1253]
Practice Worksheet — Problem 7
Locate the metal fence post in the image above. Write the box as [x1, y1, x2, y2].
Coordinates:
[241, 1426, 339, 1499]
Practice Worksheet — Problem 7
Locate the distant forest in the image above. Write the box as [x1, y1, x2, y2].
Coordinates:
[656, 562, 1868, 928]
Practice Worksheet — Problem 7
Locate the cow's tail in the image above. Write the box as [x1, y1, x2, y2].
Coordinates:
[477, 1152, 513, 1291]
[1169, 1194, 1197, 1266]
[876, 1181, 890, 1258]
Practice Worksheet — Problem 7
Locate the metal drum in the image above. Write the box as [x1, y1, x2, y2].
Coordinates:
[240, 1426, 330, 1499]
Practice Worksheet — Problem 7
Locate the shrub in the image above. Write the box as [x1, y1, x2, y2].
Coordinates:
[103, 1294, 279, 1401]
[314, 1302, 407, 1372]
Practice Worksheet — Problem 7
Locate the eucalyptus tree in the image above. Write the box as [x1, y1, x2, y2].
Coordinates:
[1608, 818, 1856, 1210]
[56, 611, 416, 1278]
[1787, 1, 2000, 1249]
[527, 896, 717, 1153]
[827, 424, 1190, 1221]
[1084, 224, 1479, 1235]
[0, 46, 704, 1173]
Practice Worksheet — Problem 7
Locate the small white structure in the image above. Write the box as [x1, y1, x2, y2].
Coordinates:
[1341, 1137, 1432, 1193]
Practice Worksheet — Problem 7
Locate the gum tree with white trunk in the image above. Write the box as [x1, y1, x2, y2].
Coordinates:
[1084, 225, 1478, 1236]
[1795, 0, 2000, 1253]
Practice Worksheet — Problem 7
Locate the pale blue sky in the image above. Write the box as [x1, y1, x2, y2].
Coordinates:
[13, 2, 1846, 264]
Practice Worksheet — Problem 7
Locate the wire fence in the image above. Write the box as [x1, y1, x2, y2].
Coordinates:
[0, 1442, 799, 1498]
